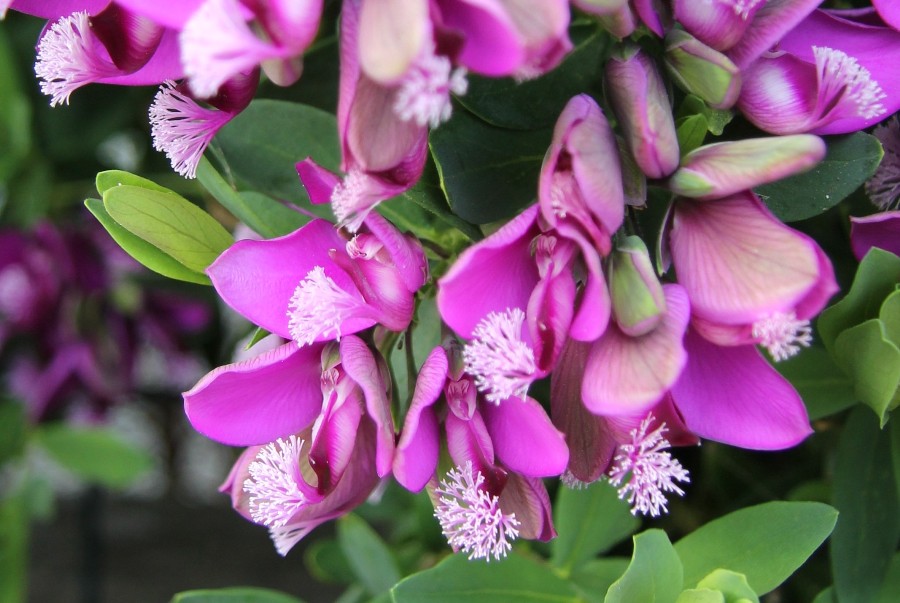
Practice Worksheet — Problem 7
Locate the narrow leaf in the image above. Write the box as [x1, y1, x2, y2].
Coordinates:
[170, 587, 305, 603]
[337, 514, 401, 596]
[675, 501, 837, 595]
[96, 170, 174, 196]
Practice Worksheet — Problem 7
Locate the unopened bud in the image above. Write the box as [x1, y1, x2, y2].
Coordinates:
[668, 135, 826, 200]
[609, 236, 667, 336]
[665, 30, 741, 110]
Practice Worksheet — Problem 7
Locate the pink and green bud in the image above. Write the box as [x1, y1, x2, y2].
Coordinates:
[664, 29, 741, 110]
[668, 135, 826, 200]
[609, 236, 667, 337]
[672, 0, 765, 51]
[605, 45, 680, 179]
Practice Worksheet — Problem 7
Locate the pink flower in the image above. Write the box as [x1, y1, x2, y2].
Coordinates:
[850, 212, 900, 260]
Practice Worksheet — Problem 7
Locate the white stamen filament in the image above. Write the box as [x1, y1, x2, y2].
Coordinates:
[463, 308, 537, 404]
[244, 435, 309, 528]
[330, 170, 374, 233]
[35, 11, 119, 106]
[814, 46, 886, 121]
[287, 266, 363, 347]
[393, 46, 468, 129]
[607, 415, 690, 517]
[149, 81, 232, 179]
[434, 462, 520, 561]
[752, 311, 813, 362]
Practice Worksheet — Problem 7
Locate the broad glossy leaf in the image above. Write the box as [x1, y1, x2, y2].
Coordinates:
[35, 424, 154, 489]
[457, 26, 609, 130]
[831, 407, 900, 603]
[818, 248, 900, 353]
[391, 553, 584, 603]
[214, 99, 339, 216]
[569, 559, 629, 603]
[551, 480, 640, 574]
[675, 501, 837, 595]
[756, 132, 883, 222]
[431, 109, 550, 224]
[170, 588, 305, 603]
[775, 347, 855, 420]
[674, 590, 724, 603]
[85, 198, 211, 285]
[103, 185, 233, 274]
[605, 529, 683, 603]
[833, 320, 900, 424]
[694, 569, 758, 602]
[337, 514, 401, 596]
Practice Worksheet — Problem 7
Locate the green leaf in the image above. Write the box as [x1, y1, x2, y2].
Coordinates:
[195, 158, 308, 238]
[457, 26, 609, 130]
[103, 184, 233, 274]
[605, 529, 683, 603]
[431, 109, 551, 224]
[391, 553, 584, 603]
[831, 407, 900, 603]
[214, 99, 339, 216]
[96, 170, 175, 196]
[0, 28, 32, 182]
[694, 569, 758, 603]
[551, 480, 640, 574]
[675, 95, 733, 136]
[85, 198, 211, 285]
[756, 132, 883, 222]
[304, 538, 355, 585]
[676, 115, 708, 157]
[675, 590, 725, 603]
[880, 289, 900, 347]
[775, 347, 855, 420]
[34, 424, 154, 489]
[0, 398, 26, 465]
[674, 501, 838, 595]
[337, 514, 401, 596]
[170, 587, 305, 603]
[569, 559, 629, 603]
[818, 248, 900, 353]
[875, 552, 900, 603]
[892, 419, 900, 505]
[833, 319, 900, 424]
[0, 491, 28, 603]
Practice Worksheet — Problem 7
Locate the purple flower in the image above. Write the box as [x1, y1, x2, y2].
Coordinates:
[865, 115, 900, 211]
[32, 3, 182, 106]
[738, 9, 900, 135]
[850, 212, 900, 260]
[672, 0, 767, 51]
[668, 190, 838, 361]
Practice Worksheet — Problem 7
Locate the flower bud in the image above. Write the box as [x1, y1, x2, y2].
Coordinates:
[664, 29, 741, 110]
[672, 0, 764, 51]
[609, 235, 667, 336]
[605, 45, 679, 179]
[668, 135, 826, 200]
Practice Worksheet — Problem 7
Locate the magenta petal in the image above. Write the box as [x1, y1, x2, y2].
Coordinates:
[481, 396, 568, 478]
[100, 28, 183, 84]
[671, 330, 813, 450]
[339, 336, 394, 477]
[499, 474, 556, 541]
[184, 342, 325, 446]
[363, 212, 428, 293]
[309, 386, 365, 493]
[393, 347, 448, 491]
[851, 212, 900, 259]
[297, 158, 340, 205]
[670, 192, 821, 324]
[446, 409, 496, 469]
[10, 0, 111, 18]
[582, 284, 690, 416]
[208, 220, 353, 339]
[569, 250, 611, 342]
[437, 206, 540, 338]
[727, 0, 822, 68]
[440, 0, 524, 76]
[113, 0, 203, 28]
[550, 339, 616, 483]
[874, 0, 900, 30]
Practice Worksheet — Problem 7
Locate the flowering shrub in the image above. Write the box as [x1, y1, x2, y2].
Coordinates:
[3, 1, 900, 601]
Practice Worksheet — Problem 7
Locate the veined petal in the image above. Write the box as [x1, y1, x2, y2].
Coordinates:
[9, 0, 111, 19]
[673, 0, 765, 51]
[339, 336, 394, 477]
[437, 206, 540, 338]
[112, 0, 205, 28]
[446, 408, 496, 472]
[363, 212, 428, 293]
[671, 330, 812, 450]
[394, 347, 448, 492]
[670, 192, 820, 324]
[582, 285, 690, 416]
[737, 51, 818, 135]
[438, 0, 524, 76]
[550, 340, 616, 484]
[296, 158, 341, 205]
[499, 474, 555, 541]
[481, 396, 569, 478]
[184, 342, 325, 446]
[727, 0, 822, 68]
[851, 212, 900, 259]
[358, 0, 429, 83]
[309, 380, 364, 493]
[207, 220, 355, 340]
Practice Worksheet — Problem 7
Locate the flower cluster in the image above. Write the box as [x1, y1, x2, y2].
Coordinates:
[7, 0, 900, 563]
